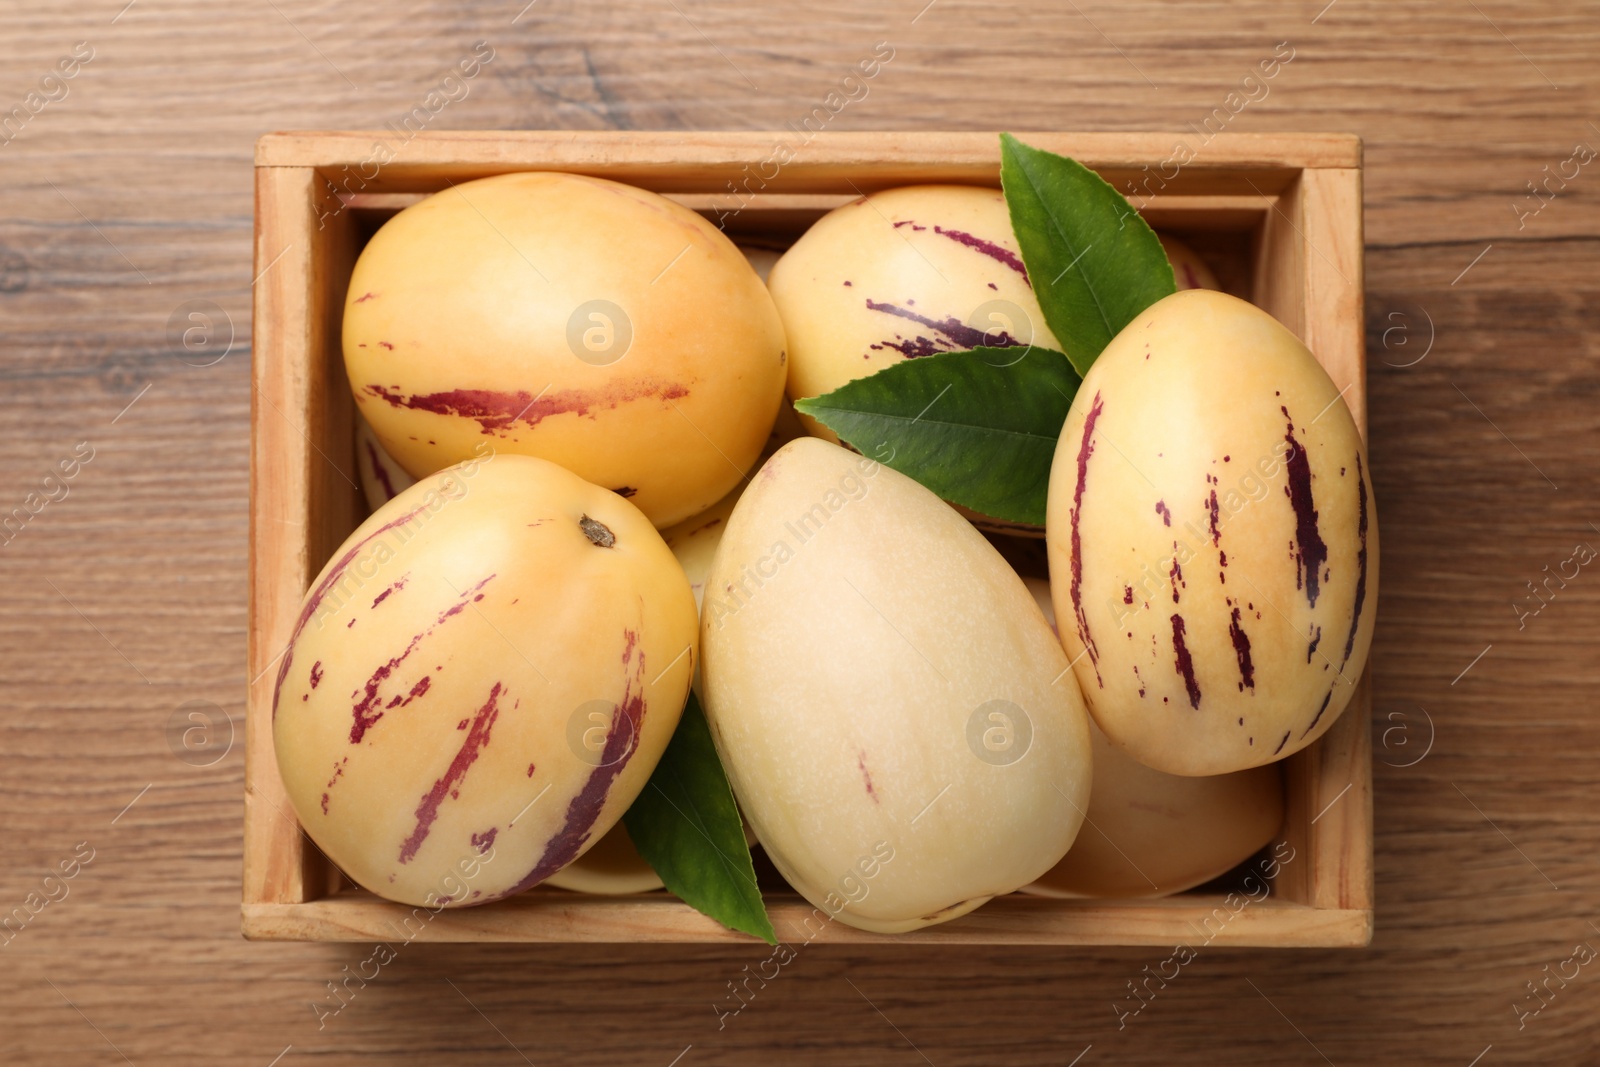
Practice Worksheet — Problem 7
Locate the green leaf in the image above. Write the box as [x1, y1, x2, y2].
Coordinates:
[623, 691, 776, 944]
[795, 345, 1078, 526]
[999, 132, 1176, 376]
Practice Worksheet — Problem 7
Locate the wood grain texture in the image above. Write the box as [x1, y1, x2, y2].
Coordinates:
[242, 892, 1374, 948]
[254, 128, 1357, 196]
[1, 1, 1597, 1064]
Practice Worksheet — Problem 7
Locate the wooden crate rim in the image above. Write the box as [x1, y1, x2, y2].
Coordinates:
[255, 129, 1363, 170]
[244, 895, 1373, 948]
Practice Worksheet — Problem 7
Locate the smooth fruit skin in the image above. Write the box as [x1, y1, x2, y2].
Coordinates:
[1046, 289, 1377, 776]
[272, 454, 697, 908]
[1026, 717, 1283, 896]
[700, 438, 1092, 932]
[344, 171, 787, 528]
[768, 185, 1062, 442]
[1015, 578, 1283, 898]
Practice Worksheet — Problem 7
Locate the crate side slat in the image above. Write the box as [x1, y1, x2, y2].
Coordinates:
[304, 182, 365, 628]
[255, 131, 1360, 197]
[1299, 167, 1367, 437]
[243, 894, 1371, 948]
[1309, 679, 1375, 916]
[1296, 165, 1373, 919]
[255, 129, 1364, 170]
[1254, 162, 1371, 922]
[246, 166, 325, 909]
[1253, 180, 1306, 345]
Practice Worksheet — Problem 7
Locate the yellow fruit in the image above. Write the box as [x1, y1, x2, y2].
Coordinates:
[1027, 717, 1283, 896]
[344, 172, 787, 527]
[768, 184, 1060, 442]
[767, 191, 1230, 447]
[1046, 289, 1376, 775]
[272, 454, 697, 907]
[1017, 578, 1283, 898]
[700, 438, 1092, 932]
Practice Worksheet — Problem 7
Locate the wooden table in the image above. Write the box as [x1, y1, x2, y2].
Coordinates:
[2, 1, 1596, 1063]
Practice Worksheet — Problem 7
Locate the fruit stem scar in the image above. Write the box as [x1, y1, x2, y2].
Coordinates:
[580, 515, 616, 548]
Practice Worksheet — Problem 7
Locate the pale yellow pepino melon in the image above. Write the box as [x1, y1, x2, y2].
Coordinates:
[1016, 577, 1284, 898]
[344, 171, 787, 527]
[700, 437, 1093, 932]
[1046, 289, 1377, 776]
[767, 180, 1222, 445]
[272, 454, 697, 907]
[1026, 717, 1284, 897]
[768, 184, 1061, 441]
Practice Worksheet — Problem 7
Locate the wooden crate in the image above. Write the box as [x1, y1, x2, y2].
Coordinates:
[247, 131, 1370, 947]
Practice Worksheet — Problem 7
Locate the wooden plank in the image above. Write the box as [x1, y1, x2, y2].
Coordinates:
[244, 893, 1372, 948]
[254, 130, 1361, 196]
[245, 165, 323, 909]
[1294, 164, 1372, 919]
[256, 128, 1365, 168]
[1253, 180, 1306, 344]
[1299, 167, 1367, 438]
[1258, 161, 1370, 917]
[1309, 678, 1375, 916]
